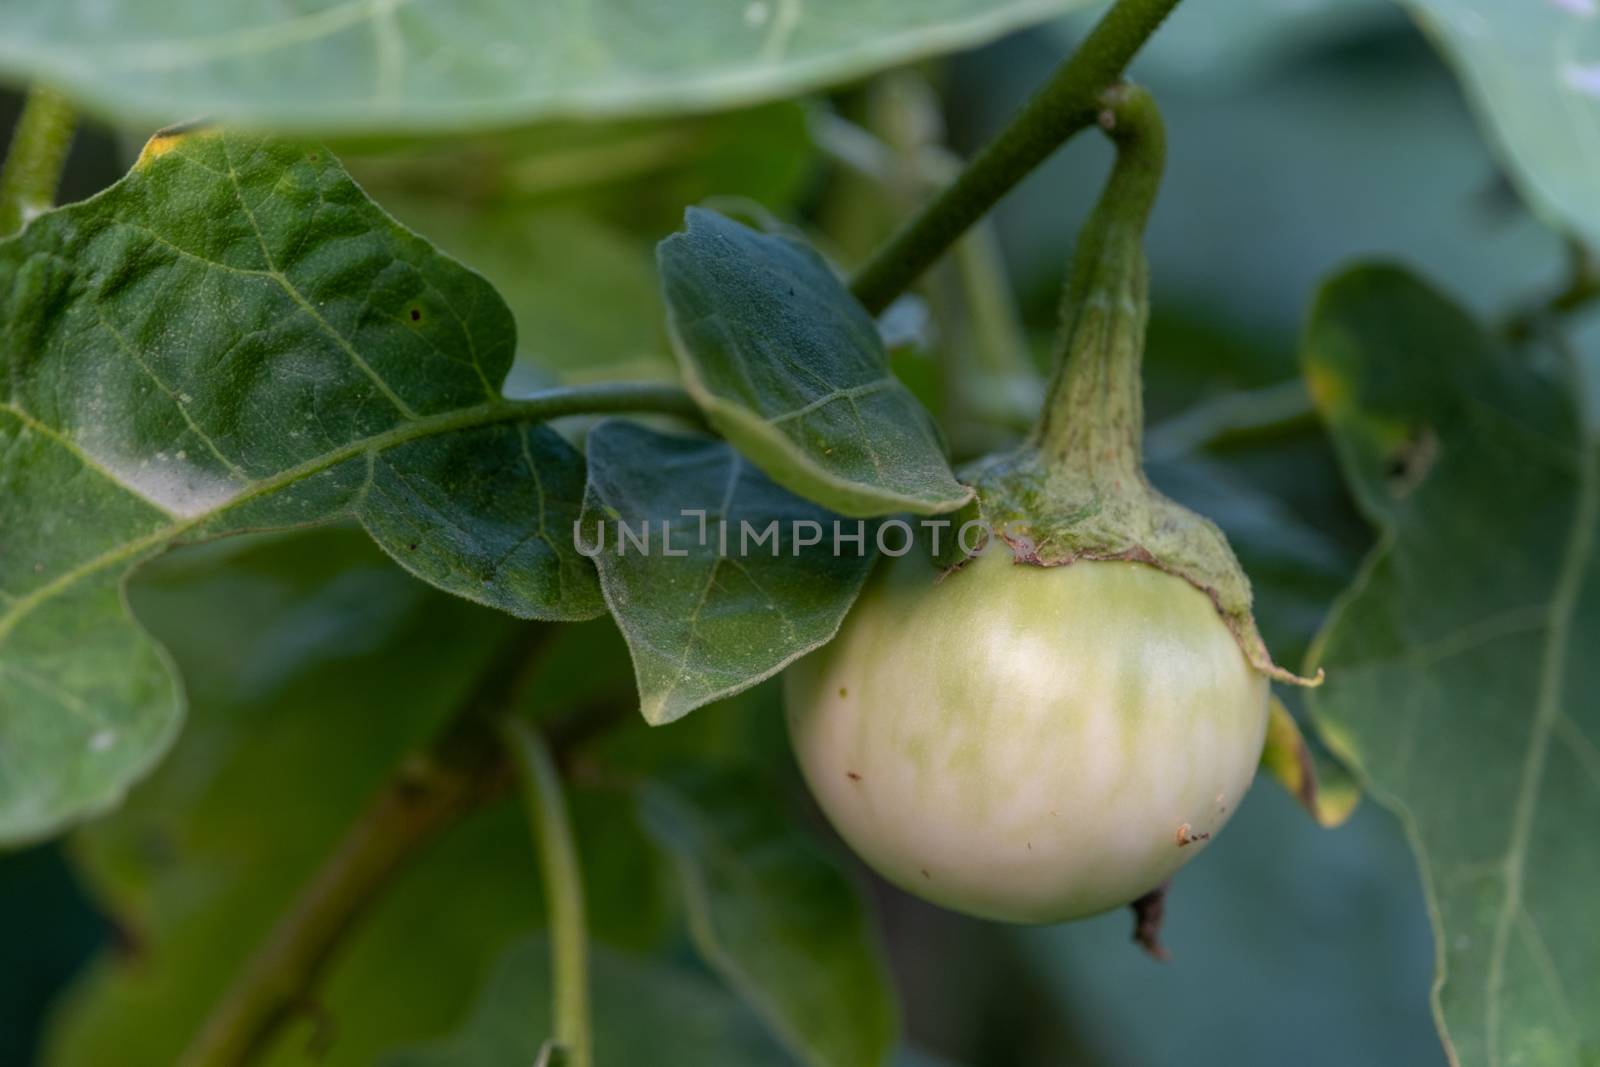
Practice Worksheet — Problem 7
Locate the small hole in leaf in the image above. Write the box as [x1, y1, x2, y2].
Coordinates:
[409, 308, 422, 322]
[1384, 425, 1439, 499]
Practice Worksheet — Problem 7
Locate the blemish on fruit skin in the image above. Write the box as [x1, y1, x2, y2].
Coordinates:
[846, 771, 862, 782]
[838, 687, 848, 698]
[1175, 823, 1211, 847]
[920, 868, 931, 879]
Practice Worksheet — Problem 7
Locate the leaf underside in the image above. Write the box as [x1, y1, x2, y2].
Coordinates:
[1304, 265, 1599, 1067]
[0, 129, 601, 844]
[0, 0, 1100, 132]
[1398, 0, 1600, 249]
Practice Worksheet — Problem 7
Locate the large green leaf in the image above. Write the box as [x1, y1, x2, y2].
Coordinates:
[581, 421, 878, 725]
[384, 938, 795, 1067]
[0, 0, 1099, 133]
[640, 768, 898, 1067]
[0, 129, 601, 844]
[1304, 265, 1599, 1067]
[659, 208, 971, 518]
[1399, 0, 1600, 248]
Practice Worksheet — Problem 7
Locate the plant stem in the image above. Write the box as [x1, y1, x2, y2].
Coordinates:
[178, 626, 622, 1067]
[0, 87, 77, 238]
[848, 0, 1181, 315]
[503, 381, 702, 424]
[1504, 238, 1600, 343]
[1032, 83, 1165, 478]
[503, 719, 593, 1067]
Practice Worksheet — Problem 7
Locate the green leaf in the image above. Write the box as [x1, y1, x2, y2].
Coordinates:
[581, 421, 878, 725]
[1397, 1, 1600, 248]
[640, 768, 898, 1067]
[0, 1, 1100, 133]
[0, 129, 602, 844]
[383, 937, 794, 1067]
[1303, 265, 1599, 1067]
[658, 208, 971, 518]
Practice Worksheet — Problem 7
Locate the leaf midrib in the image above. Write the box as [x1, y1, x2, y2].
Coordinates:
[649, 449, 745, 718]
[78, 0, 402, 73]
[1482, 435, 1599, 1066]
[0, 397, 539, 643]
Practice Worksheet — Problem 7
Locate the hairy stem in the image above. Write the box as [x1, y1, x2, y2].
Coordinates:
[503, 381, 702, 424]
[178, 626, 620, 1067]
[504, 719, 592, 1067]
[847, 0, 1181, 315]
[0, 87, 77, 238]
[1033, 83, 1165, 477]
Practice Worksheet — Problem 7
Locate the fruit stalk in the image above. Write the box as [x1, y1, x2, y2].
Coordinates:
[962, 84, 1317, 684]
[1033, 84, 1164, 486]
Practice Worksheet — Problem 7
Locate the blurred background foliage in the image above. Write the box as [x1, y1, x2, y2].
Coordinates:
[2, 3, 1580, 1063]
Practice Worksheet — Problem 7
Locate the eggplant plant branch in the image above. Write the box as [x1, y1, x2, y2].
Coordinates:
[178, 626, 623, 1067]
[848, 0, 1182, 315]
[0, 85, 76, 236]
